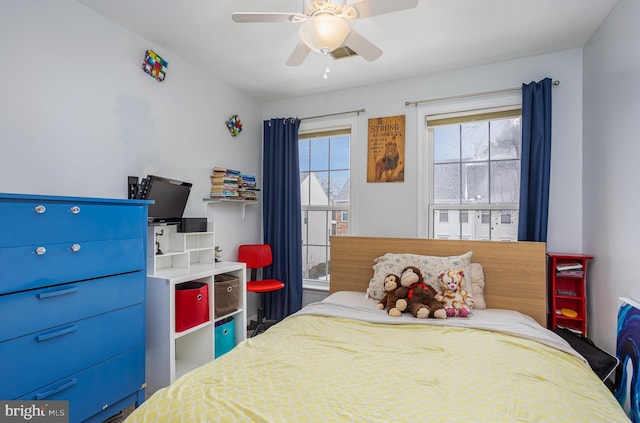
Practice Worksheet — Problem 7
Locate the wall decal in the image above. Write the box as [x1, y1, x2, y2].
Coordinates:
[142, 49, 168, 82]
[225, 114, 243, 137]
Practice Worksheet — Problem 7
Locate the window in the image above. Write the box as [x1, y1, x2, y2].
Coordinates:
[460, 211, 469, 223]
[426, 108, 521, 241]
[299, 126, 350, 286]
[439, 210, 449, 223]
[481, 211, 491, 225]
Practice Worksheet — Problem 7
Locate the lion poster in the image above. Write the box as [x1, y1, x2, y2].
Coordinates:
[367, 115, 405, 182]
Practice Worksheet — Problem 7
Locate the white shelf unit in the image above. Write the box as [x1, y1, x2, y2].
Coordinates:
[147, 224, 216, 277]
[145, 226, 247, 394]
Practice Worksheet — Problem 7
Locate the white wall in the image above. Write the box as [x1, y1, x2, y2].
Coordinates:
[583, 0, 640, 354]
[0, 0, 264, 257]
[263, 49, 585, 254]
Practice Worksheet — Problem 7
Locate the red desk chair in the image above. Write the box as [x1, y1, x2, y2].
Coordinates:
[238, 244, 285, 337]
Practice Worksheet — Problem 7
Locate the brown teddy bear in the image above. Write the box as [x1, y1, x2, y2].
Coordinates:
[398, 266, 447, 319]
[435, 270, 473, 317]
[376, 274, 407, 317]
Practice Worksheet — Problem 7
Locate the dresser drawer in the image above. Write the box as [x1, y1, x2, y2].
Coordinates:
[0, 238, 144, 294]
[0, 272, 144, 343]
[17, 346, 145, 423]
[1, 304, 144, 399]
[0, 201, 146, 247]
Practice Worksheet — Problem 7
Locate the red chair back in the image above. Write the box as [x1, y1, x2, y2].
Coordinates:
[238, 244, 273, 269]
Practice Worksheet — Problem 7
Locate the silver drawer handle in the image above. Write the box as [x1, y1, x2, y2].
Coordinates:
[71, 244, 81, 252]
[227, 286, 233, 293]
[34, 205, 46, 214]
[70, 206, 81, 214]
[35, 246, 47, 255]
[197, 294, 203, 301]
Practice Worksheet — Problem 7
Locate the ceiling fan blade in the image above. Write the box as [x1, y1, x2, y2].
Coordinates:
[343, 0, 418, 19]
[286, 41, 312, 66]
[231, 12, 307, 23]
[343, 29, 382, 62]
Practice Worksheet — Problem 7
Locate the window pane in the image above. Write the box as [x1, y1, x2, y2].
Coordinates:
[461, 122, 488, 162]
[301, 210, 308, 243]
[490, 118, 521, 160]
[333, 210, 349, 236]
[306, 210, 329, 246]
[309, 171, 329, 206]
[301, 244, 309, 278]
[433, 208, 520, 241]
[490, 160, 520, 203]
[300, 173, 311, 205]
[330, 135, 350, 170]
[310, 137, 329, 171]
[433, 209, 460, 240]
[433, 126, 459, 163]
[306, 245, 329, 280]
[474, 211, 491, 240]
[462, 162, 489, 203]
[433, 163, 460, 203]
[491, 210, 518, 241]
[461, 211, 473, 239]
[299, 139, 310, 172]
[329, 170, 350, 205]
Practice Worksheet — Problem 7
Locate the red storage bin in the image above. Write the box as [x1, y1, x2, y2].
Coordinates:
[175, 281, 209, 332]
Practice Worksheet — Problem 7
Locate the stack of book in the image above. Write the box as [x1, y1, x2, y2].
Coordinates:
[210, 167, 240, 198]
[238, 173, 260, 201]
[556, 261, 584, 277]
[210, 167, 260, 200]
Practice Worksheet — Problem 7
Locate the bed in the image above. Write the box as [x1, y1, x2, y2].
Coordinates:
[126, 237, 629, 422]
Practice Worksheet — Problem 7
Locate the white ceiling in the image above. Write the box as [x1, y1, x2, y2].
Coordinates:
[76, 0, 618, 101]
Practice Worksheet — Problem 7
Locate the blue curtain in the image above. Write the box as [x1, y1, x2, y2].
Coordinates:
[262, 117, 303, 320]
[518, 78, 552, 242]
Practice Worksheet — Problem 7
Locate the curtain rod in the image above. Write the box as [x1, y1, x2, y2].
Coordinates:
[300, 108, 366, 120]
[404, 80, 560, 107]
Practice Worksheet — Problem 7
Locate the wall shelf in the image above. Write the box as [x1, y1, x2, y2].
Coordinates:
[203, 198, 258, 219]
[547, 252, 593, 336]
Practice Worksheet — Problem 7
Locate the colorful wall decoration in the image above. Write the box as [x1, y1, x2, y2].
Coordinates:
[225, 114, 243, 137]
[615, 297, 640, 422]
[142, 49, 168, 82]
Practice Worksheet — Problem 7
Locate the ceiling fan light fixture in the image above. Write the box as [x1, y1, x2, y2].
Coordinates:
[299, 14, 350, 53]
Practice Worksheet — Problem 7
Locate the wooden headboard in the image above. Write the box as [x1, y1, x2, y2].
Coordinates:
[330, 236, 548, 326]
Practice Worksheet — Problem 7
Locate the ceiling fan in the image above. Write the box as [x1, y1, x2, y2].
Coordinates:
[232, 0, 419, 66]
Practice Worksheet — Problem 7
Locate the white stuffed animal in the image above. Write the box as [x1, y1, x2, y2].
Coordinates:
[435, 270, 473, 317]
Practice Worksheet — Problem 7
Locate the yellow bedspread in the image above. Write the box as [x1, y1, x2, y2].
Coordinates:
[127, 312, 628, 422]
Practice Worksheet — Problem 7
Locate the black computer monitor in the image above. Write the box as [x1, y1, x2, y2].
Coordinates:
[145, 175, 192, 224]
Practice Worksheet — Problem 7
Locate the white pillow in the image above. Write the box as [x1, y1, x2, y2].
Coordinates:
[367, 251, 473, 303]
[469, 262, 486, 309]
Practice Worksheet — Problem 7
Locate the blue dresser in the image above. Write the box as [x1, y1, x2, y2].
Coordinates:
[0, 193, 149, 423]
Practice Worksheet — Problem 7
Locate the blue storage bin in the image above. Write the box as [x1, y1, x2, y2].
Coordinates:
[215, 317, 235, 358]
